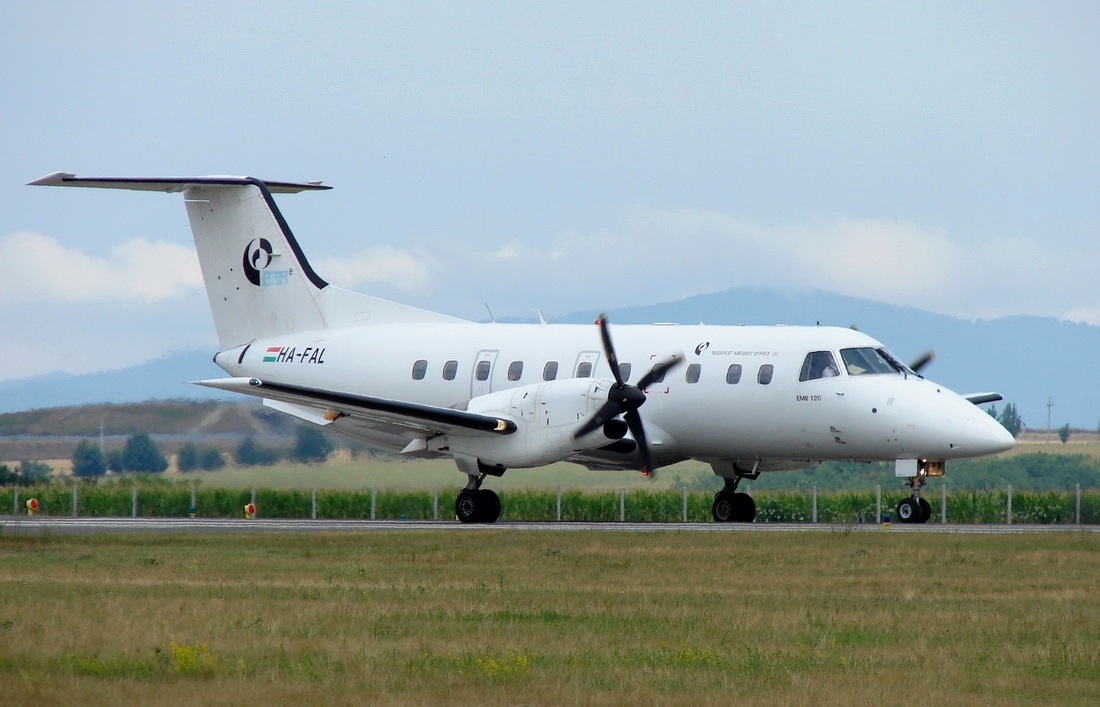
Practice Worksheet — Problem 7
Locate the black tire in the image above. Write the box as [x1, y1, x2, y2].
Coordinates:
[731, 492, 756, 523]
[712, 491, 735, 522]
[917, 497, 932, 524]
[896, 497, 919, 523]
[481, 489, 501, 524]
[455, 489, 482, 524]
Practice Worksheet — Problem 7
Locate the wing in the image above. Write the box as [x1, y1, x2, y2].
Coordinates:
[194, 378, 517, 443]
[963, 392, 1003, 405]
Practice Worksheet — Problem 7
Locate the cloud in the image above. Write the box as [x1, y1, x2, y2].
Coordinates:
[314, 246, 431, 290]
[435, 208, 1100, 326]
[0, 231, 202, 306]
[486, 242, 521, 260]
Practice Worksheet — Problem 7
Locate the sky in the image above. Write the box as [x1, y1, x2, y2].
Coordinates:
[2, 1, 1099, 381]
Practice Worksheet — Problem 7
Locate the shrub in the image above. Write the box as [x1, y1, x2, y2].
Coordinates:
[71, 441, 107, 478]
[235, 437, 283, 466]
[199, 448, 226, 470]
[176, 443, 199, 472]
[122, 433, 168, 473]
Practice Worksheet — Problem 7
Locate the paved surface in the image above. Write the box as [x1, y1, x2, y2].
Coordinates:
[2, 516, 1098, 535]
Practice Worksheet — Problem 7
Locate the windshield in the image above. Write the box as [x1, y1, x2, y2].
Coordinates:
[840, 347, 908, 376]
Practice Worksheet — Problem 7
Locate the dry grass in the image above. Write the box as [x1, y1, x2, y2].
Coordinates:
[1, 531, 1098, 705]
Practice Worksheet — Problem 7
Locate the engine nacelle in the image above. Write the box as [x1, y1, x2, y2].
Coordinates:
[434, 378, 618, 468]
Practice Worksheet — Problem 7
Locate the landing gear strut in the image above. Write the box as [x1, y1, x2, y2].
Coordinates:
[712, 476, 756, 523]
[896, 476, 933, 524]
[455, 474, 501, 524]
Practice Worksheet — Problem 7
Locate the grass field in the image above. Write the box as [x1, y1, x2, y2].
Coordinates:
[168, 456, 707, 491]
[1, 530, 1098, 705]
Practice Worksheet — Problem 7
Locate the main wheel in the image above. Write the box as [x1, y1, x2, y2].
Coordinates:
[455, 489, 483, 524]
[917, 497, 932, 524]
[730, 492, 756, 523]
[896, 497, 920, 523]
[481, 489, 501, 524]
[712, 491, 735, 522]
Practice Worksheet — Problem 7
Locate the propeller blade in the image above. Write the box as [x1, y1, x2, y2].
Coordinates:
[909, 350, 935, 374]
[636, 355, 683, 391]
[624, 410, 653, 476]
[573, 399, 623, 440]
[596, 313, 625, 387]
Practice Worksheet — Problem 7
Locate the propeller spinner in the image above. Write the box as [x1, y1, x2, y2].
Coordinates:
[572, 314, 682, 476]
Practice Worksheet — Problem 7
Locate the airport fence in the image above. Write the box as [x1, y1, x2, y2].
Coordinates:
[2, 483, 1099, 524]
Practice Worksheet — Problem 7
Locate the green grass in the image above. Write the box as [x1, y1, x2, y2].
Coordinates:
[1, 531, 1098, 705]
[177, 456, 699, 491]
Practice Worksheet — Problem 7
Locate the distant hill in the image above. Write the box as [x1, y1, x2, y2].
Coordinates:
[0, 351, 231, 413]
[0, 399, 286, 437]
[0, 399, 299, 462]
[2, 287, 1097, 427]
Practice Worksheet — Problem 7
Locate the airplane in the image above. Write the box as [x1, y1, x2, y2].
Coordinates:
[29, 172, 1015, 524]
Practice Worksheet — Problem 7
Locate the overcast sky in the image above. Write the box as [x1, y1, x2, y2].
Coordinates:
[2, 2, 1098, 380]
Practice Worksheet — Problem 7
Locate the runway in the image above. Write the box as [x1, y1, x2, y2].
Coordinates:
[2, 516, 1098, 535]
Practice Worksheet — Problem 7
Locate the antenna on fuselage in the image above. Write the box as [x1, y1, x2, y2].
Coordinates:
[485, 303, 496, 323]
[535, 309, 548, 325]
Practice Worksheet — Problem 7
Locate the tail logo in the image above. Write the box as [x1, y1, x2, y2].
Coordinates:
[243, 238, 273, 285]
[242, 238, 288, 287]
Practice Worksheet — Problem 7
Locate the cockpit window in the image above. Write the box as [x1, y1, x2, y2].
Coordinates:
[840, 347, 905, 376]
[799, 351, 840, 381]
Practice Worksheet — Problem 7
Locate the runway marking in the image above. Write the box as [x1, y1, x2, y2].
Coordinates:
[2, 516, 1097, 535]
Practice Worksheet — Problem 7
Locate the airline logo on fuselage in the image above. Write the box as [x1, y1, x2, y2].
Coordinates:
[262, 346, 326, 364]
[243, 238, 290, 287]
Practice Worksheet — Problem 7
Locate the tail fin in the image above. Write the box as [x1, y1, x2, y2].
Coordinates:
[29, 172, 463, 349]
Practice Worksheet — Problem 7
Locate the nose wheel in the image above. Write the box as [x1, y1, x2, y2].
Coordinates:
[896, 496, 932, 523]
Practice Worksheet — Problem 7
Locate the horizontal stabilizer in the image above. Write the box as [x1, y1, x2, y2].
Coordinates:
[964, 392, 1003, 405]
[28, 172, 330, 194]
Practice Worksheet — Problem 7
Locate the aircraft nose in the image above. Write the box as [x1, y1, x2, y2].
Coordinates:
[960, 408, 1016, 456]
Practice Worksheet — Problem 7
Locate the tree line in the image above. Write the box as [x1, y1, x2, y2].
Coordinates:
[67, 427, 334, 478]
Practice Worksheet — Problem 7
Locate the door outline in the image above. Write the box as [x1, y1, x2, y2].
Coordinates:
[574, 350, 600, 378]
[471, 349, 499, 397]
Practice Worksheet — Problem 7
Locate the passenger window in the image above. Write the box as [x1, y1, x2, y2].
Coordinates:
[726, 364, 742, 384]
[507, 361, 523, 381]
[543, 361, 558, 381]
[442, 360, 458, 381]
[757, 364, 774, 385]
[576, 362, 593, 378]
[619, 362, 632, 382]
[799, 351, 840, 382]
[686, 363, 701, 384]
[475, 360, 491, 381]
[411, 359, 428, 380]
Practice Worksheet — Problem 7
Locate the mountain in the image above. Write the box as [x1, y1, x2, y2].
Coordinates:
[3, 287, 1097, 427]
[0, 351, 231, 413]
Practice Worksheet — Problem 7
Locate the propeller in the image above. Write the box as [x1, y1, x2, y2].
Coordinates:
[908, 350, 935, 375]
[572, 314, 683, 476]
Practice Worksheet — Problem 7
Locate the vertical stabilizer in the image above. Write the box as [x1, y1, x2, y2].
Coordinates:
[183, 180, 328, 347]
[28, 172, 466, 350]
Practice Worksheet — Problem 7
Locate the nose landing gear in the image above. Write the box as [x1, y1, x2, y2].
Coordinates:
[896, 495, 932, 524]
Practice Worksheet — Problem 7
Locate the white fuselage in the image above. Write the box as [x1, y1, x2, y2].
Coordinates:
[214, 321, 1014, 473]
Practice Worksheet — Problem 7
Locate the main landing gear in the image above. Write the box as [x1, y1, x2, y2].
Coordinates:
[455, 474, 501, 524]
[896, 475, 932, 524]
[712, 476, 756, 523]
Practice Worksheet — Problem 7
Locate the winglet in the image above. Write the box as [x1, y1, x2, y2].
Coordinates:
[964, 392, 1003, 406]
